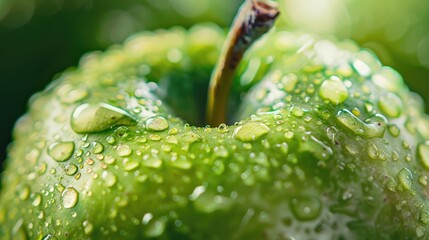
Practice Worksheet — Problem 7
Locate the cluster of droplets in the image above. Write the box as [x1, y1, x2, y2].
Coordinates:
[2, 24, 429, 239]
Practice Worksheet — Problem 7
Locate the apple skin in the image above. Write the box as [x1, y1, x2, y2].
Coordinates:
[1, 23, 429, 239]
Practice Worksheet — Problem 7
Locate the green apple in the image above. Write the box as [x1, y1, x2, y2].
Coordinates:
[1, 0, 429, 239]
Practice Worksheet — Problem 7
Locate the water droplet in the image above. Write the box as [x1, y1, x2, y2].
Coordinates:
[388, 124, 400, 137]
[319, 77, 348, 104]
[115, 126, 129, 138]
[291, 106, 304, 117]
[148, 134, 161, 142]
[180, 132, 201, 144]
[217, 123, 229, 133]
[418, 141, 429, 169]
[55, 183, 65, 193]
[71, 103, 135, 134]
[106, 136, 116, 144]
[168, 128, 179, 135]
[48, 142, 75, 162]
[144, 218, 166, 238]
[367, 143, 378, 160]
[212, 160, 225, 175]
[102, 171, 117, 187]
[378, 93, 403, 118]
[64, 164, 78, 176]
[62, 188, 79, 209]
[290, 196, 322, 221]
[170, 156, 191, 170]
[123, 159, 140, 171]
[117, 145, 132, 156]
[352, 50, 381, 77]
[397, 168, 413, 192]
[145, 116, 169, 132]
[29, 194, 41, 208]
[336, 109, 387, 138]
[19, 185, 30, 200]
[233, 122, 270, 142]
[193, 191, 232, 213]
[57, 84, 89, 104]
[282, 73, 298, 92]
[92, 142, 104, 154]
[83, 220, 94, 235]
[421, 208, 429, 224]
[372, 67, 403, 91]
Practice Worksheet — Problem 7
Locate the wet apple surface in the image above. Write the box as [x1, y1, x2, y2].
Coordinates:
[1, 1, 429, 239]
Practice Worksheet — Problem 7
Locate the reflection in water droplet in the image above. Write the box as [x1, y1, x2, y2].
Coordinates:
[145, 116, 169, 132]
[71, 103, 135, 134]
[62, 187, 79, 209]
[234, 122, 270, 142]
[48, 142, 75, 162]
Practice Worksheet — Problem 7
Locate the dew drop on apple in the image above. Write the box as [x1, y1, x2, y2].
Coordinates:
[372, 66, 403, 91]
[378, 93, 403, 118]
[18, 185, 30, 201]
[64, 164, 78, 176]
[123, 159, 140, 171]
[71, 103, 135, 134]
[106, 136, 116, 144]
[48, 141, 75, 162]
[42, 234, 57, 240]
[336, 109, 387, 138]
[83, 220, 94, 235]
[233, 122, 270, 142]
[92, 141, 104, 154]
[180, 132, 201, 144]
[62, 187, 79, 209]
[142, 155, 162, 169]
[31, 193, 42, 207]
[102, 171, 117, 187]
[217, 123, 229, 133]
[117, 144, 132, 156]
[144, 218, 166, 238]
[418, 141, 429, 169]
[319, 77, 348, 104]
[352, 50, 381, 77]
[388, 124, 400, 137]
[57, 83, 89, 104]
[367, 143, 378, 160]
[171, 155, 192, 170]
[145, 116, 169, 132]
[289, 196, 322, 221]
[397, 168, 413, 192]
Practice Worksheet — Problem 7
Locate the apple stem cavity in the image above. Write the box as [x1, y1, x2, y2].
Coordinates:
[206, 0, 280, 126]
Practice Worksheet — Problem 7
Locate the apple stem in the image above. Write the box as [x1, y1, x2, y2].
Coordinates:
[206, 0, 280, 126]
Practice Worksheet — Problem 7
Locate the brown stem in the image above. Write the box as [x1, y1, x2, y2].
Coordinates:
[206, 0, 280, 126]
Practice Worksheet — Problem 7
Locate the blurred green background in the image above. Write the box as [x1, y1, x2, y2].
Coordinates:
[1, 0, 428, 167]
